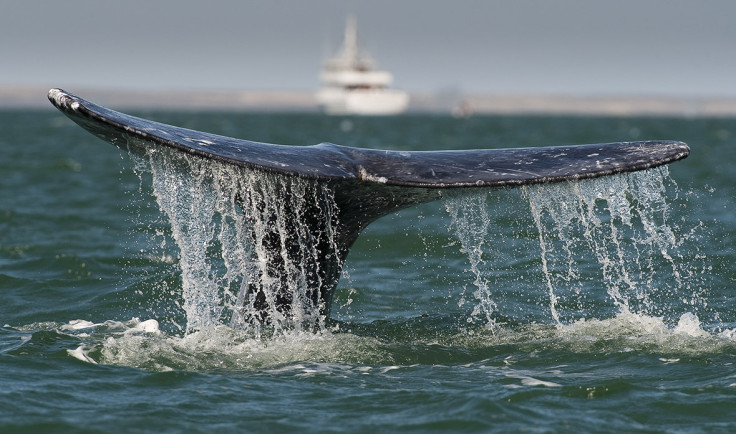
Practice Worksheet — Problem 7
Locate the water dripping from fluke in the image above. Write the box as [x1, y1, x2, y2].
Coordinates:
[522, 167, 709, 326]
[48, 89, 692, 335]
[145, 147, 345, 336]
[445, 166, 709, 328]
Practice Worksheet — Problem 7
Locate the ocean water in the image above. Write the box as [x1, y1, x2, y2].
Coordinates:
[1, 107, 735, 432]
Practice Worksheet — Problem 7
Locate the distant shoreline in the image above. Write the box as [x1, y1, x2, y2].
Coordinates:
[3, 85, 736, 117]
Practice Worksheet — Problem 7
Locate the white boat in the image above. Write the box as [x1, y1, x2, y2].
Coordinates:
[316, 16, 409, 115]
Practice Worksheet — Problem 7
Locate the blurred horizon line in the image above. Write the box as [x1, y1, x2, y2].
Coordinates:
[4, 84, 736, 117]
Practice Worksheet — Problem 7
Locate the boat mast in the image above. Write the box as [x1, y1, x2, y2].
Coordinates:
[330, 15, 372, 71]
[342, 15, 358, 67]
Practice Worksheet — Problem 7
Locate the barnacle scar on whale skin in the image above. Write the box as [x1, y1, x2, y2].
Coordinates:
[47, 88, 689, 325]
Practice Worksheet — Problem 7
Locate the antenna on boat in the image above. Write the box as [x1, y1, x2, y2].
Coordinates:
[342, 15, 359, 66]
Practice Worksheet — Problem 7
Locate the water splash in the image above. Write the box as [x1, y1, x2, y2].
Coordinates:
[524, 167, 705, 324]
[445, 167, 707, 327]
[139, 147, 342, 337]
[444, 192, 498, 325]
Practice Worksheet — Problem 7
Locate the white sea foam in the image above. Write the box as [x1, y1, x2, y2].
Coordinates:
[58, 308, 735, 371]
[62, 318, 388, 370]
[67, 345, 97, 364]
[61, 320, 98, 330]
[518, 377, 562, 387]
[125, 319, 161, 335]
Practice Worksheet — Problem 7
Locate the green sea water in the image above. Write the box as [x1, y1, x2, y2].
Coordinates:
[1, 107, 735, 432]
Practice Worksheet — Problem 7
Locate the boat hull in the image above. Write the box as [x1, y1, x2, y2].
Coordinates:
[317, 88, 409, 115]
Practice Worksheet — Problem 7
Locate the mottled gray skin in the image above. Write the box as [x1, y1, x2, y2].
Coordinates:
[48, 89, 689, 323]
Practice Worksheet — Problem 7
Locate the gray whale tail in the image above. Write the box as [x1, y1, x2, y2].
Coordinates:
[48, 88, 689, 325]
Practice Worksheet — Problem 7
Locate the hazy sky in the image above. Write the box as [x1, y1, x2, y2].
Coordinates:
[3, 0, 735, 96]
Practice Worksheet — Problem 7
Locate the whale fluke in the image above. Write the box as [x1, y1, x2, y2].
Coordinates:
[48, 88, 689, 325]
